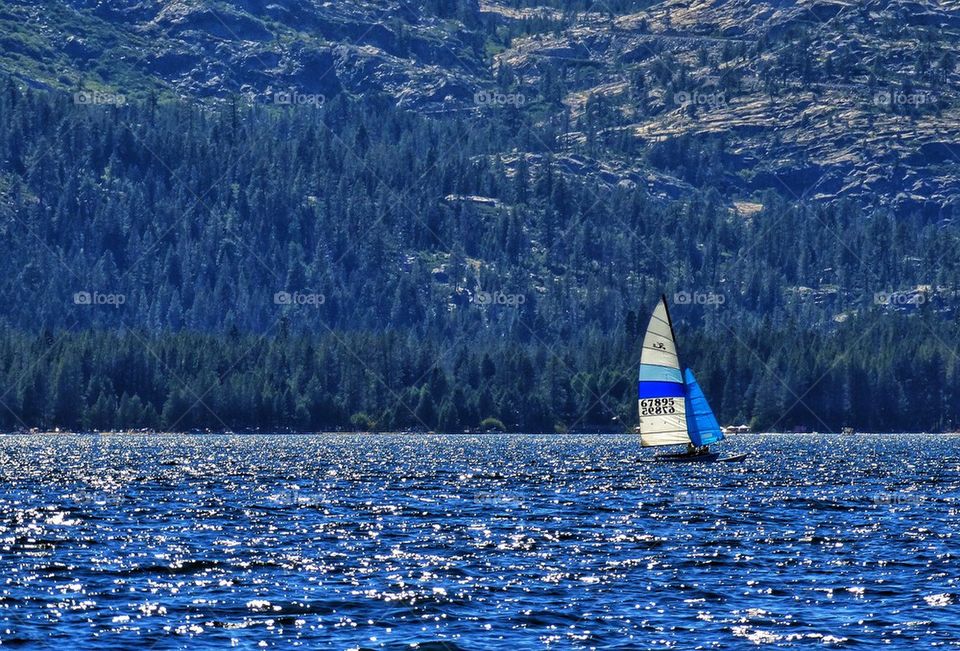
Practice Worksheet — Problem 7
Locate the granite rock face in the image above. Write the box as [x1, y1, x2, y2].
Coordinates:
[0, 0, 957, 212]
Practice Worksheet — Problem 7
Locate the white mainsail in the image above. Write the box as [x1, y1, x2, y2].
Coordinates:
[637, 296, 690, 447]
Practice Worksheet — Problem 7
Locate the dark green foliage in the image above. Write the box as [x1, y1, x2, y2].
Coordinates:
[0, 315, 958, 432]
[0, 80, 959, 432]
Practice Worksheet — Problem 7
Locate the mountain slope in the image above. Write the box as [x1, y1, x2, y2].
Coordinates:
[0, 0, 957, 211]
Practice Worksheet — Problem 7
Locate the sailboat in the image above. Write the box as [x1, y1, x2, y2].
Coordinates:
[637, 295, 747, 463]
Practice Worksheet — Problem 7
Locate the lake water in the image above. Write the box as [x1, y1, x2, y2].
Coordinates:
[0, 433, 958, 649]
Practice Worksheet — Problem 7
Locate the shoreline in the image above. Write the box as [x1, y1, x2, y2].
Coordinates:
[2, 430, 956, 436]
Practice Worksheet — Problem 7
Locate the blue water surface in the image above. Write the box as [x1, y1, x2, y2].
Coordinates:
[0, 433, 958, 649]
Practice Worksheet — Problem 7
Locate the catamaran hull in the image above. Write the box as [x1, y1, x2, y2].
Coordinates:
[646, 452, 748, 463]
[653, 452, 719, 462]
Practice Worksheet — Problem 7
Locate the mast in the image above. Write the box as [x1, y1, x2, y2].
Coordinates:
[661, 293, 680, 369]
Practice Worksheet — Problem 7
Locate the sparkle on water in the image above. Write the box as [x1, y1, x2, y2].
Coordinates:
[0, 433, 958, 649]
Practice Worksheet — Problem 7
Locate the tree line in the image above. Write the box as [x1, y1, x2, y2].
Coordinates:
[1, 312, 958, 433]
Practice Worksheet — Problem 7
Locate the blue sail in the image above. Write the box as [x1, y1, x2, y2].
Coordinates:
[683, 369, 724, 446]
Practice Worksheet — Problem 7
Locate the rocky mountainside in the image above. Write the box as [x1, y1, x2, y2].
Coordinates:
[1, 0, 958, 213]
[490, 0, 960, 214]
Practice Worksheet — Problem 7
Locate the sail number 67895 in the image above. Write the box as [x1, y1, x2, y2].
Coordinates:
[639, 397, 679, 415]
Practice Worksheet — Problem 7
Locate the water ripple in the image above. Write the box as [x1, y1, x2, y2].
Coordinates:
[0, 433, 958, 648]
